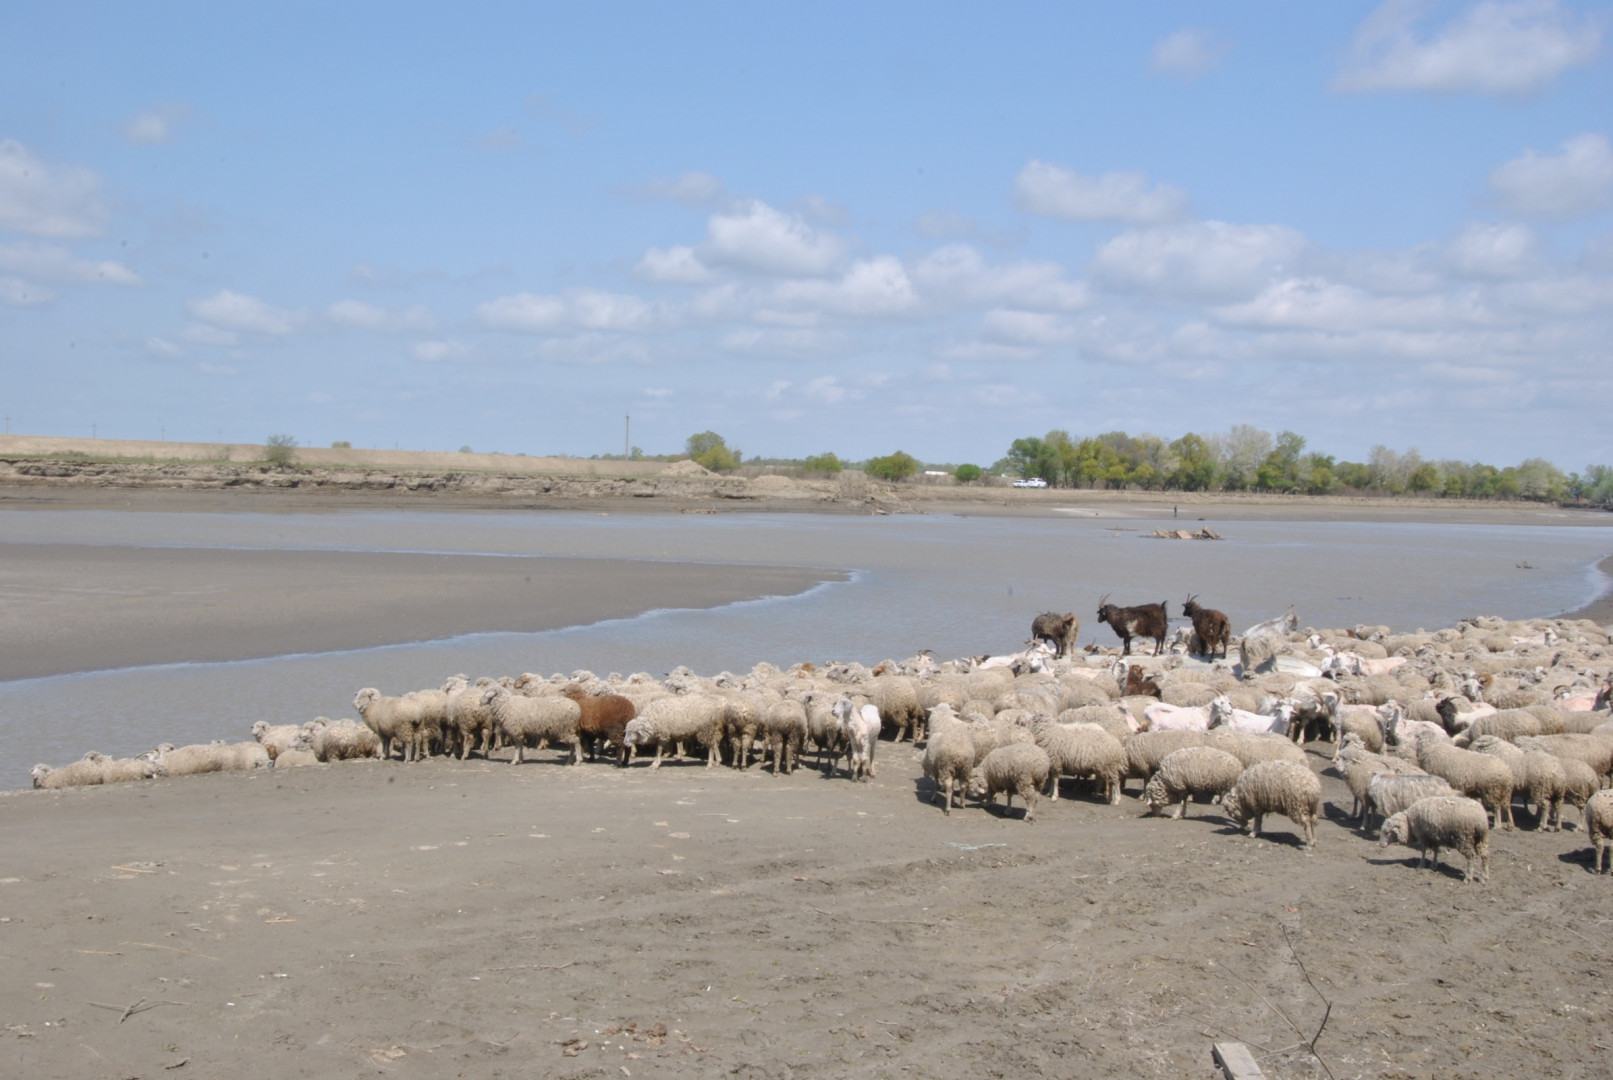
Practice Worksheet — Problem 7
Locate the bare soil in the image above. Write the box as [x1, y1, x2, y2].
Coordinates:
[2, 743, 1607, 1080]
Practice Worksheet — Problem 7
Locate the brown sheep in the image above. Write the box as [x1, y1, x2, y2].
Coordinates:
[562, 684, 637, 765]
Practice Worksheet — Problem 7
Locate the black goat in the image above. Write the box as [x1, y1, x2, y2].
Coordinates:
[1096, 596, 1168, 656]
[1030, 612, 1079, 658]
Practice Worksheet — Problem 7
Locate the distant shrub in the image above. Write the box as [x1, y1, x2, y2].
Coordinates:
[460, 445, 473, 454]
[686, 430, 740, 472]
[954, 463, 982, 483]
[264, 434, 298, 466]
[802, 452, 843, 476]
[866, 451, 919, 482]
[331, 440, 351, 449]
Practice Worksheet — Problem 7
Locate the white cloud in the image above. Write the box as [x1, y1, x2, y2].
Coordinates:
[534, 334, 652, 365]
[630, 171, 726, 206]
[719, 327, 832, 355]
[326, 299, 436, 333]
[1212, 277, 1492, 332]
[981, 309, 1075, 346]
[1014, 160, 1188, 224]
[0, 140, 108, 237]
[703, 199, 845, 276]
[1443, 222, 1543, 278]
[804, 376, 853, 404]
[1090, 221, 1308, 299]
[0, 276, 51, 306]
[123, 105, 189, 145]
[474, 289, 663, 334]
[413, 339, 472, 363]
[911, 244, 1088, 311]
[641, 387, 674, 399]
[1489, 133, 1613, 219]
[180, 323, 238, 347]
[144, 337, 181, 357]
[764, 380, 791, 401]
[771, 257, 918, 317]
[1335, 0, 1600, 96]
[1150, 28, 1231, 80]
[190, 290, 302, 335]
[914, 210, 979, 240]
[938, 340, 1038, 363]
[634, 244, 716, 284]
[0, 242, 139, 285]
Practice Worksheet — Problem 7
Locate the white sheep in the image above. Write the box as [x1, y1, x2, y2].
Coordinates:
[831, 694, 883, 781]
[1379, 795, 1491, 883]
[31, 752, 157, 789]
[975, 742, 1052, 822]
[1122, 729, 1209, 795]
[1032, 719, 1125, 804]
[921, 705, 976, 814]
[1142, 696, 1227, 732]
[147, 741, 270, 776]
[1416, 731, 1516, 830]
[1586, 790, 1613, 874]
[622, 694, 726, 768]
[1467, 734, 1567, 830]
[308, 717, 381, 762]
[759, 698, 808, 774]
[1221, 760, 1322, 847]
[1207, 696, 1292, 736]
[1143, 746, 1244, 819]
[481, 684, 583, 765]
[251, 721, 311, 760]
[353, 688, 430, 762]
[1362, 773, 1456, 836]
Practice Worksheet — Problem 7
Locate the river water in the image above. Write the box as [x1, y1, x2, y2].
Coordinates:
[3, 508, 1610, 785]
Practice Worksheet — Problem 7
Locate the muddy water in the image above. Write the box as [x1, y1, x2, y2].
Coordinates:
[2, 509, 1610, 784]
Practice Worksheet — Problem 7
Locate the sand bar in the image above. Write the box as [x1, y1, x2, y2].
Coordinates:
[0, 544, 842, 681]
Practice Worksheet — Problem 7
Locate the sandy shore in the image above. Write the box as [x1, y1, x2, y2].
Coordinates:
[0, 545, 840, 681]
[3, 747, 1609, 1079]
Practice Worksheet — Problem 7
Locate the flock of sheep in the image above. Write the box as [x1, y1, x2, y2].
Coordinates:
[27, 607, 1613, 884]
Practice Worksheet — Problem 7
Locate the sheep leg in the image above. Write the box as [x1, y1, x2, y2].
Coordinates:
[650, 744, 663, 769]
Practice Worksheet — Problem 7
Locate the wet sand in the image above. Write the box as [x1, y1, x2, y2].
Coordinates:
[0, 545, 841, 681]
[3, 748, 1608, 1080]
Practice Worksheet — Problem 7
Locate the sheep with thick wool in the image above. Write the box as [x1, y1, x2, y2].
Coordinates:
[1221, 760, 1322, 847]
[1203, 728, 1307, 771]
[1379, 795, 1491, 883]
[975, 742, 1052, 822]
[921, 705, 976, 814]
[251, 721, 311, 760]
[1331, 733, 1426, 824]
[1416, 731, 1515, 830]
[1468, 734, 1568, 830]
[623, 694, 726, 768]
[1122, 729, 1208, 795]
[760, 698, 808, 774]
[1362, 773, 1455, 836]
[1143, 746, 1244, 819]
[308, 717, 381, 762]
[446, 677, 498, 760]
[1032, 718, 1125, 803]
[1515, 733, 1613, 785]
[353, 688, 431, 762]
[481, 684, 583, 765]
[31, 752, 157, 789]
[563, 684, 637, 765]
[146, 741, 270, 776]
[1585, 790, 1613, 873]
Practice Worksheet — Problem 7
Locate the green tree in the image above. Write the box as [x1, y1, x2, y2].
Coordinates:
[264, 434, 298, 466]
[330, 440, 352, 449]
[1168, 433, 1217, 490]
[801, 452, 843, 475]
[1406, 462, 1441, 493]
[953, 463, 982, 483]
[866, 450, 919, 482]
[685, 430, 740, 471]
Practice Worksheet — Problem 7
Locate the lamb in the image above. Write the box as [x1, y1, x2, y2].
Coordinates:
[251, 721, 311, 760]
[831, 694, 884, 780]
[622, 694, 726, 768]
[31, 752, 157, 789]
[976, 742, 1052, 821]
[1362, 773, 1456, 836]
[1220, 760, 1322, 847]
[307, 717, 381, 762]
[1143, 746, 1244, 818]
[1586, 790, 1613, 873]
[921, 706, 976, 814]
[562, 684, 637, 765]
[1467, 735, 1567, 830]
[1416, 732, 1515, 830]
[481, 684, 583, 765]
[147, 741, 271, 776]
[353, 688, 430, 762]
[1032, 718, 1125, 803]
[1379, 796, 1491, 883]
[759, 698, 808, 774]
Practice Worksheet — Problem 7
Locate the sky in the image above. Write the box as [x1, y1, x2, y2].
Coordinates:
[1, 1, 1610, 468]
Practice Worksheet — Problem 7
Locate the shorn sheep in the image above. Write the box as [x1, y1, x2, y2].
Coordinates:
[1586, 790, 1613, 874]
[832, 694, 883, 780]
[1221, 760, 1322, 847]
[1143, 746, 1244, 819]
[976, 742, 1053, 822]
[1379, 795, 1491, 883]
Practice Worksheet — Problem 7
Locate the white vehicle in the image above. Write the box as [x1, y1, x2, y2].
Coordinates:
[1012, 477, 1048, 488]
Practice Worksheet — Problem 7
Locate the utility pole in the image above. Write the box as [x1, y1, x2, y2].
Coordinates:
[625, 414, 630, 458]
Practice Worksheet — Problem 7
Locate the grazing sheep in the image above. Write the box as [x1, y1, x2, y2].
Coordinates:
[147, 741, 270, 776]
[760, 698, 808, 774]
[922, 706, 976, 814]
[1586, 790, 1613, 873]
[976, 742, 1052, 821]
[1362, 773, 1456, 836]
[481, 684, 583, 765]
[623, 695, 726, 768]
[1468, 735, 1567, 830]
[353, 688, 431, 762]
[1379, 796, 1491, 883]
[1221, 760, 1322, 847]
[308, 717, 381, 762]
[1202, 728, 1307, 770]
[1032, 719, 1125, 803]
[31, 753, 157, 789]
[1416, 732, 1516, 830]
[1122, 729, 1209, 795]
[1143, 746, 1244, 818]
[251, 721, 311, 760]
[831, 694, 884, 780]
[563, 684, 637, 765]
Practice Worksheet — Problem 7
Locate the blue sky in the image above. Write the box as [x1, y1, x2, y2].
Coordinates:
[2, 2, 1610, 467]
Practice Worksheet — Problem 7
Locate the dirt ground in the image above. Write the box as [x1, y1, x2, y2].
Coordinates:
[2, 741, 1608, 1080]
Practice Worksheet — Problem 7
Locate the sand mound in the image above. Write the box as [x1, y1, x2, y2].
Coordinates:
[752, 474, 796, 490]
[662, 459, 712, 477]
